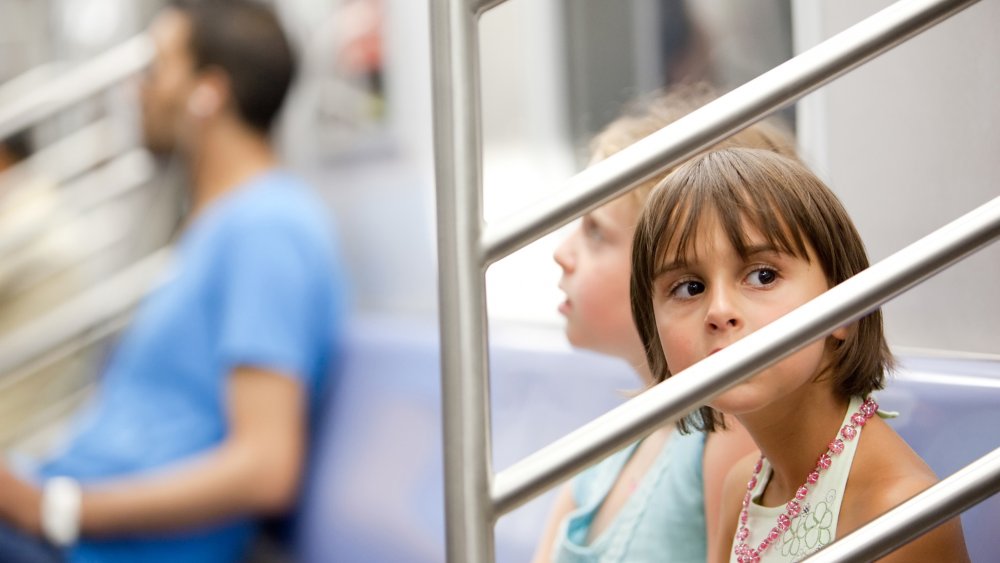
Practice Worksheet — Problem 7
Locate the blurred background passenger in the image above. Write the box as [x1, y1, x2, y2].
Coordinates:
[0, 128, 93, 338]
[0, 130, 32, 173]
[0, 1, 346, 562]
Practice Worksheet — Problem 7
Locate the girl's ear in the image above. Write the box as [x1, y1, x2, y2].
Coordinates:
[831, 324, 850, 341]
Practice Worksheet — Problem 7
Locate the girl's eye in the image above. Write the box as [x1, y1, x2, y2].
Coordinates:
[671, 280, 705, 299]
[746, 267, 778, 287]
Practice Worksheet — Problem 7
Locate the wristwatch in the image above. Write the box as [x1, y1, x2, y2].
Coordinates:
[41, 476, 82, 547]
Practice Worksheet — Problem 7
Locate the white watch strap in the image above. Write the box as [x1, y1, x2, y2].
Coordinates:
[41, 476, 82, 547]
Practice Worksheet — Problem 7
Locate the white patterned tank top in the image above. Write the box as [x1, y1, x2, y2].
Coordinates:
[729, 395, 867, 562]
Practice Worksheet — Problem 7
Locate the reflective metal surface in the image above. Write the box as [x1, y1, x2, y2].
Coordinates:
[0, 33, 153, 140]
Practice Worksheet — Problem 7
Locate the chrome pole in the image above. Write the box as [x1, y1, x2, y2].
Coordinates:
[492, 195, 1000, 516]
[480, 0, 981, 266]
[804, 447, 1000, 562]
[429, 0, 494, 561]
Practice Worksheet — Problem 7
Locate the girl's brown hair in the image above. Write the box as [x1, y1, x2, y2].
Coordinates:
[630, 148, 893, 432]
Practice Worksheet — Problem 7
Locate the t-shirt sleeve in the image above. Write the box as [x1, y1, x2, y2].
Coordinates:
[217, 220, 321, 383]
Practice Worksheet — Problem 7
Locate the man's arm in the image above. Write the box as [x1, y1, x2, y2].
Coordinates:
[1, 366, 306, 537]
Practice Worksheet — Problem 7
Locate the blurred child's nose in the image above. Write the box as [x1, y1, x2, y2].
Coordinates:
[553, 232, 576, 272]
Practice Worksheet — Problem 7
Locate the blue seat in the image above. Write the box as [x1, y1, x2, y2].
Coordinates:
[292, 314, 1000, 562]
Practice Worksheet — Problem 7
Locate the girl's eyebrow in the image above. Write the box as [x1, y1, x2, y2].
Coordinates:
[652, 244, 782, 279]
[745, 243, 781, 257]
[652, 260, 686, 280]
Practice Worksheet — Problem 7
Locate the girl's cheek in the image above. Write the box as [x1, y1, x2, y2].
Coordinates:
[661, 332, 693, 371]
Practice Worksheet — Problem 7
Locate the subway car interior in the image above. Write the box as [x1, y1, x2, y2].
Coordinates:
[0, 0, 997, 562]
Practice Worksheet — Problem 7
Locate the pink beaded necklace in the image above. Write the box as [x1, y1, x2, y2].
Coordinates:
[733, 397, 878, 563]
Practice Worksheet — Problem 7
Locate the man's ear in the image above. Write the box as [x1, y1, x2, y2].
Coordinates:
[185, 70, 230, 118]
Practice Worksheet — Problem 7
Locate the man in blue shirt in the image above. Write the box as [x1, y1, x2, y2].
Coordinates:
[0, 1, 345, 561]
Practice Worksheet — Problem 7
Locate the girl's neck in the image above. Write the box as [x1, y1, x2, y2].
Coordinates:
[738, 382, 849, 505]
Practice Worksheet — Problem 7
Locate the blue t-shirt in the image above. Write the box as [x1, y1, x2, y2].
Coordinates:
[552, 428, 707, 563]
[38, 170, 346, 563]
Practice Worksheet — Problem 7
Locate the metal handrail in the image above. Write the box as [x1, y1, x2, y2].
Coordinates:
[0, 248, 170, 379]
[429, 0, 987, 561]
[0, 33, 159, 378]
[0, 33, 153, 140]
[0, 148, 155, 258]
[479, 0, 983, 265]
[804, 446, 1000, 562]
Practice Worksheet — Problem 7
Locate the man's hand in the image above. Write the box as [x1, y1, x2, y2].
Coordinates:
[0, 463, 42, 536]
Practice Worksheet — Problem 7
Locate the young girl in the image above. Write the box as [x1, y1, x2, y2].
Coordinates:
[629, 147, 970, 562]
[533, 85, 799, 563]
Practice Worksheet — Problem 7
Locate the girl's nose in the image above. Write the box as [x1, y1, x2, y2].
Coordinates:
[704, 287, 742, 331]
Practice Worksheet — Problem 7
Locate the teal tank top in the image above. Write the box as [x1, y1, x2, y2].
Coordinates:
[551, 428, 707, 563]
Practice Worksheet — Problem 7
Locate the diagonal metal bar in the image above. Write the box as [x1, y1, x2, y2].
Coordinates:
[804, 446, 1000, 562]
[471, 0, 509, 17]
[0, 33, 153, 140]
[480, 0, 981, 267]
[492, 194, 1000, 516]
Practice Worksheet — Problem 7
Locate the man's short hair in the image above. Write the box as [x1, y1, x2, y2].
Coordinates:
[171, 0, 296, 134]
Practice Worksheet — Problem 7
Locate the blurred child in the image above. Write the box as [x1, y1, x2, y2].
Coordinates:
[630, 147, 969, 562]
[534, 84, 798, 563]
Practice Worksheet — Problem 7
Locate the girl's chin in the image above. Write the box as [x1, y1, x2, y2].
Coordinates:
[707, 384, 763, 416]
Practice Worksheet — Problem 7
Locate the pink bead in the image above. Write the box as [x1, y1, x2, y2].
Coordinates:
[852, 412, 867, 426]
[741, 511, 748, 524]
[758, 540, 769, 553]
[737, 527, 749, 541]
[768, 527, 781, 542]
[864, 397, 878, 417]
[807, 471, 820, 484]
[754, 457, 763, 473]
[743, 491, 751, 507]
[778, 514, 791, 530]
[817, 453, 832, 470]
[841, 425, 857, 441]
[829, 439, 845, 455]
[749, 549, 761, 563]
[787, 500, 801, 517]
[796, 485, 809, 500]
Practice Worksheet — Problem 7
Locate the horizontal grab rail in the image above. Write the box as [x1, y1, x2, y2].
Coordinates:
[0, 248, 170, 379]
[0, 33, 153, 140]
[479, 0, 981, 266]
[491, 194, 1000, 516]
[804, 446, 1000, 561]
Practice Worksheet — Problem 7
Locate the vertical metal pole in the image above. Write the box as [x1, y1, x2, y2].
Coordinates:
[429, 1, 494, 562]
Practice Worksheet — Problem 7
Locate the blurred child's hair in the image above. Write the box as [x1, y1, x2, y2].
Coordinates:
[589, 82, 798, 212]
[630, 147, 893, 432]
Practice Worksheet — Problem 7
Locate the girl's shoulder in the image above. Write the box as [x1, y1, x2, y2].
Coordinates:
[845, 415, 937, 520]
[839, 416, 969, 562]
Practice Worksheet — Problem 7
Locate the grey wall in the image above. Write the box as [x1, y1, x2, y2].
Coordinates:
[794, 0, 1000, 356]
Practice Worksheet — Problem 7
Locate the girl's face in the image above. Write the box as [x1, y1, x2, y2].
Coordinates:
[651, 211, 845, 415]
[554, 196, 644, 363]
